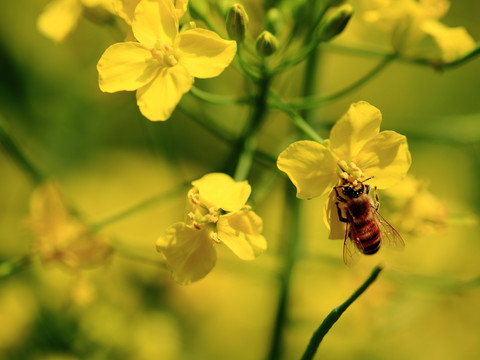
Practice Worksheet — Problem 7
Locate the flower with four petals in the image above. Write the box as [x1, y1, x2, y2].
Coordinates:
[277, 101, 412, 239]
[97, 0, 237, 121]
[156, 173, 267, 285]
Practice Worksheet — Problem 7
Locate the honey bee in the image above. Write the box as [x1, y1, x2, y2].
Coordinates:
[334, 178, 404, 266]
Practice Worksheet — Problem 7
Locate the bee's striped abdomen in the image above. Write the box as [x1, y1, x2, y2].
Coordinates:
[351, 220, 381, 255]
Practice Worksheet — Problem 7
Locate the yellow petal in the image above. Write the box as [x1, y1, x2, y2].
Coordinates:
[29, 181, 112, 269]
[81, 0, 114, 10]
[421, 21, 476, 63]
[112, 0, 139, 24]
[329, 101, 382, 159]
[356, 131, 412, 189]
[132, 0, 178, 47]
[216, 209, 267, 260]
[277, 140, 337, 199]
[29, 181, 71, 232]
[174, 0, 188, 18]
[97, 42, 159, 92]
[136, 65, 193, 121]
[156, 222, 216, 285]
[323, 187, 346, 240]
[37, 0, 82, 42]
[177, 28, 237, 79]
[191, 173, 251, 212]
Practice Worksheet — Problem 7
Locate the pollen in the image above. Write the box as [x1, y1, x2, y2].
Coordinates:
[151, 41, 178, 67]
[338, 160, 348, 171]
[210, 232, 221, 244]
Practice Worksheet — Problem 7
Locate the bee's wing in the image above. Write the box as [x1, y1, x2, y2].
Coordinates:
[374, 210, 405, 249]
[343, 218, 361, 267]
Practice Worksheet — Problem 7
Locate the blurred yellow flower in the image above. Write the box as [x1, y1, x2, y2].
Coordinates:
[37, 0, 114, 42]
[113, 0, 188, 25]
[97, 0, 237, 121]
[362, 0, 475, 63]
[29, 181, 112, 269]
[382, 176, 447, 235]
[277, 101, 411, 238]
[156, 173, 267, 285]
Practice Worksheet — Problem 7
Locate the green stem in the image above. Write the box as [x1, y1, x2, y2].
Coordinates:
[0, 116, 45, 184]
[91, 182, 189, 231]
[0, 255, 32, 280]
[300, 264, 384, 360]
[189, 86, 252, 106]
[327, 42, 480, 70]
[267, 186, 302, 360]
[289, 55, 395, 110]
[177, 103, 237, 143]
[300, 45, 321, 121]
[233, 67, 271, 181]
[268, 93, 324, 143]
[237, 46, 262, 81]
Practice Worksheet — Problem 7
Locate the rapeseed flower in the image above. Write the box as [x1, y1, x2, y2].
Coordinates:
[97, 0, 237, 121]
[382, 176, 447, 235]
[156, 173, 267, 285]
[345, 0, 475, 63]
[113, 0, 188, 25]
[37, 0, 114, 42]
[277, 101, 411, 238]
[28, 181, 112, 269]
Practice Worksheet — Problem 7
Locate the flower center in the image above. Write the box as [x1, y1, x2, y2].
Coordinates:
[337, 160, 365, 186]
[187, 191, 222, 230]
[150, 41, 178, 67]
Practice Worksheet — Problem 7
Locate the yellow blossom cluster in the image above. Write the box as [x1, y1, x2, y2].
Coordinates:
[156, 173, 267, 284]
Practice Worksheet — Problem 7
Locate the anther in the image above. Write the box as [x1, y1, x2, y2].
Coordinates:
[210, 232, 221, 244]
[338, 160, 348, 171]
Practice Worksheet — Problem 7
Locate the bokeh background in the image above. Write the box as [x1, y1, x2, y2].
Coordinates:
[1, 0, 480, 359]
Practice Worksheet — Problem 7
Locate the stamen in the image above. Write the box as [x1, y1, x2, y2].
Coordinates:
[338, 160, 348, 171]
[210, 232, 221, 244]
[168, 55, 178, 66]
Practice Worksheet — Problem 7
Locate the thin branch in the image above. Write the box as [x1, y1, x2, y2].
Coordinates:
[301, 264, 384, 360]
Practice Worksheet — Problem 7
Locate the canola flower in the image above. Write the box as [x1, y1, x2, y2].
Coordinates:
[29, 181, 112, 269]
[156, 173, 267, 285]
[277, 101, 411, 239]
[382, 176, 447, 235]
[113, 0, 188, 25]
[348, 0, 476, 63]
[37, 0, 114, 42]
[97, 0, 237, 121]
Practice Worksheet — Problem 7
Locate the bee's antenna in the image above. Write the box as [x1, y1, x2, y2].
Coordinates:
[361, 176, 374, 183]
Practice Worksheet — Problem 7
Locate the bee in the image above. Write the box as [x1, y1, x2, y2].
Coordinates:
[334, 178, 404, 266]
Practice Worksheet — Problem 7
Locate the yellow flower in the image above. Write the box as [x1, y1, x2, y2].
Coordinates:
[37, 0, 114, 42]
[28, 181, 112, 269]
[156, 173, 267, 285]
[359, 0, 475, 63]
[113, 0, 188, 25]
[97, 0, 237, 121]
[277, 101, 411, 238]
[382, 176, 447, 235]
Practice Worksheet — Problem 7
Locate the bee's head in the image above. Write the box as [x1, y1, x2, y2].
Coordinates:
[342, 184, 365, 198]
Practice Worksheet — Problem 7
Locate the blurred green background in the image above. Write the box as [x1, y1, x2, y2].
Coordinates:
[1, 0, 480, 359]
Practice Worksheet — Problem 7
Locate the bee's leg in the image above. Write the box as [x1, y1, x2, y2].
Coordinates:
[335, 202, 348, 223]
[373, 186, 380, 210]
[365, 184, 370, 195]
[334, 186, 347, 203]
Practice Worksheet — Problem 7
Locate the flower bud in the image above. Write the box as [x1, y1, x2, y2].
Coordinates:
[317, 4, 354, 42]
[256, 31, 279, 57]
[265, 8, 283, 35]
[226, 3, 249, 42]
